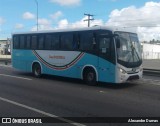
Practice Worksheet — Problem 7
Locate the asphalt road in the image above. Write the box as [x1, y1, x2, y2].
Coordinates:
[0, 65, 160, 126]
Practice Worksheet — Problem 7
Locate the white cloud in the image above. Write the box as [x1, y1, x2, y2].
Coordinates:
[32, 25, 53, 31]
[31, 18, 52, 31]
[23, 12, 35, 20]
[50, 11, 63, 20]
[71, 16, 103, 28]
[106, 1, 160, 41]
[33, 16, 103, 31]
[91, 19, 103, 27]
[15, 23, 24, 29]
[137, 27, 160, 41]
[56, 16, 103, 29]
[57, 19, 69, 29]
[38, 18, 51, 26]
[69, 17, 88, 28]
[30, 1, 160, 41]
[31, 26, 38, 31]
[0, 17, 5, 25]
[98, 0, 117, 2]
[50, 0, 81, 6]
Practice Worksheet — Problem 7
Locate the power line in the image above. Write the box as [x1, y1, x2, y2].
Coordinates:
[84, 13, 94, 27]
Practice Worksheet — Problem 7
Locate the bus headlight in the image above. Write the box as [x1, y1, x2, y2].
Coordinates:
[119, 68, 126, 74]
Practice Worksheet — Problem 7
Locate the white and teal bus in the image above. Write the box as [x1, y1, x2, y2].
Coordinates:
[12, 26, 143, 85]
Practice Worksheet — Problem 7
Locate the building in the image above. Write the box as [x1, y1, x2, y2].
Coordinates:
[0, 39, 11, 55]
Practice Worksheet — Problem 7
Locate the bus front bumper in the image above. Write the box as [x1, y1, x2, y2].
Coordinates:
[118, 69, 143, 83]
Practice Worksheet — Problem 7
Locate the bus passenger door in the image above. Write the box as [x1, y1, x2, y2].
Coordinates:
[98, 35, 112, 82]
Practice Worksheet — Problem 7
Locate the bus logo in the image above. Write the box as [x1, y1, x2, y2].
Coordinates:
[132, 68, 136, 72]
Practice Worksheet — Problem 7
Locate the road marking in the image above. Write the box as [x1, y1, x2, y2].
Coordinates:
[99, 91, 105, 93]
[0, 74, 32, 81]
[0, 96, 85, 126]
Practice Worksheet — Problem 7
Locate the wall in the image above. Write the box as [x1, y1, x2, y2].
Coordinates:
[142, 43, 160, 59]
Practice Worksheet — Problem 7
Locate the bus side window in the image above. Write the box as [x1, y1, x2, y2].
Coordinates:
[52, 35, 60, 50]
[20, 36, 25, 49]
[79, 32, 94, 51]
[31, 36, 38, 50]
[61, 34, 73, 50]
[73, 34, 80, 50]
[77, 35, 80, 49]
[38, 35, 44, 50]
[13, 36, 19, 49]
[26, 36, 31, 49]
[99, 37, 110, 57]
[45, 35, 52, 50]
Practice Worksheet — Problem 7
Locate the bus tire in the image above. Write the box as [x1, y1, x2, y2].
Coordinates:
[32, 63, 42, 78]
[83, 68, 97, 86]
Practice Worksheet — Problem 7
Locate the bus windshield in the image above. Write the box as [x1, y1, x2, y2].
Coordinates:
[115, 32, 142, 68]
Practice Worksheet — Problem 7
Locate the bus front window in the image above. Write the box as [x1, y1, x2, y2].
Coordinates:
[115, 32, 142, 68]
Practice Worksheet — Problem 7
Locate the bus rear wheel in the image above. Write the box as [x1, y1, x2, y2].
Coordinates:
[32, 63, 42, 78]
[83, 68, 97, 86]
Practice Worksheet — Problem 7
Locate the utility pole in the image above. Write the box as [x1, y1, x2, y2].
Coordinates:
[84, 13, 94, 27]
[35, 0, 39, 31]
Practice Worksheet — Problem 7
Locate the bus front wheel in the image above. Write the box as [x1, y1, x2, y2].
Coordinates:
[83, 68, 97, 86]
[32, 63, 42, 78]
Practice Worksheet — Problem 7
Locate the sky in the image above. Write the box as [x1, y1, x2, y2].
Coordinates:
[0, 0, 160, 41]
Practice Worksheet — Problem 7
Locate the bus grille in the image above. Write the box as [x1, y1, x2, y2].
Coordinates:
[127, 75, 139, 81]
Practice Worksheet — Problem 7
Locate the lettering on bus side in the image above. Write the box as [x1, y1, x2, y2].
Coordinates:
[49, 55, 65, 59]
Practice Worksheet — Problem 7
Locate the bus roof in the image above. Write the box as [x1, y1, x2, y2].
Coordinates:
[12, 26, 136, 35]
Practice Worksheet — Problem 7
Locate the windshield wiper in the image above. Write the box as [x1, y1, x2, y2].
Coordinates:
[125, 46, 140, 67]
[131, 43, 140, 61]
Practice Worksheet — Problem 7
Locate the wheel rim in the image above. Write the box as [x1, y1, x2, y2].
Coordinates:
[35, 66, 41, 76]
[87, 72, 94, 82]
